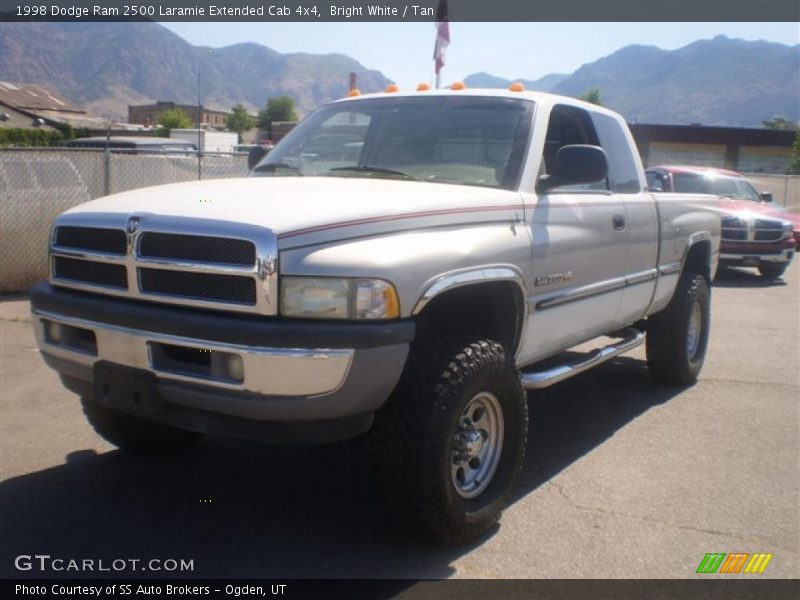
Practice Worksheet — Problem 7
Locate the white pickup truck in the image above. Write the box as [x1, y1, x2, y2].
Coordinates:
[30, 89, 720, 545]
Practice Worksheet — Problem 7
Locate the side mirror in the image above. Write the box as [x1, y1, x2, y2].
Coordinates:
[247, 145, 270, 171]
[537, 145, 608, 193]
[759, 191, 773, 203]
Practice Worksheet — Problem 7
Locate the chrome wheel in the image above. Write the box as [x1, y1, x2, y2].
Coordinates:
[687, 300, 702, 359]
[451, 391, 504, 499]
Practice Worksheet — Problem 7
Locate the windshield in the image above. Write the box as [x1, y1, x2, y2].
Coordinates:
[672, 172, 761, 202]
[252, 96, 534, 190]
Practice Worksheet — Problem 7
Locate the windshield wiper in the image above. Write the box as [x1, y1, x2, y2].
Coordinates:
[328, 166, 416, 180]
[253, 162, 303, 176]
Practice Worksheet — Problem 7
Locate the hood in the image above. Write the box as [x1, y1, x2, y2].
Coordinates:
[719, 198, 800, 228]
[65, 177, 523, 246]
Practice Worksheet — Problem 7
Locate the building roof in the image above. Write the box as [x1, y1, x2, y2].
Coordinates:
[630, 123, 795, 147]
[0, 81, 140, 130]
[0, 81, 83, 113]
[0, 104, 57, 131]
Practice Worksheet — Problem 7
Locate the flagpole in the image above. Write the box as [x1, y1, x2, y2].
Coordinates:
[433, 0, 449, 91]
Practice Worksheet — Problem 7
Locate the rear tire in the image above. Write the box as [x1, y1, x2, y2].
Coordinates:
[646, 272, 710, 385]
[758, 263, 788, 280]
[82, 398, 201, 456]
[370, 337, 528, 546]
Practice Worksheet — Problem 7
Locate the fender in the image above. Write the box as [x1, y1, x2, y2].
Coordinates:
[411, 265, 527, 315]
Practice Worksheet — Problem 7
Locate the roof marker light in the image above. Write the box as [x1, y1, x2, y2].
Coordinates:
[385, 84, 399, 93]
[347, 89, 361, 97]
[509, 82, 525, 92]
[451, 81, 466, 90]
[416, 83, 431, 91]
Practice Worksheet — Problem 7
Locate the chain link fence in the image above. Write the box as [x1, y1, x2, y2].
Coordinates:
[742, 172, 800, 213]
[1, 148, 248, 293]
[2, 148, 798, 294]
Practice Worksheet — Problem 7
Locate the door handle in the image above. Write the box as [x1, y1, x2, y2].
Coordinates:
[612, 214, 626, 231]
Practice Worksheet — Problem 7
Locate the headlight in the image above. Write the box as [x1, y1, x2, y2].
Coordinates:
[782, 221, 794, 240]
[280, 277, 400, 320]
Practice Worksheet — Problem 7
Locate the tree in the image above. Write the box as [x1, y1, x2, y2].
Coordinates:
[226, 105, 257, 140]
[579, 87, 603, 106]
[257, 96, 298, 129]
[789, 130, 800, 175]
[762, 116, 798, 131]
[157, 108, 193, 132]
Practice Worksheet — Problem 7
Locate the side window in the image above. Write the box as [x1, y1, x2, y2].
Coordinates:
[646, 171, 668, 192]
[707, 177, 739, 198]
[541, 104, 606, 192]
[590, 112, 643, 193]
[672, 173, 704, 193]
[734, 179, 760, 202]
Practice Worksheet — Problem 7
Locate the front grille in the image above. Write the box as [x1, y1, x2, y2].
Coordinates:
[53, 256, 128, 289]
[139, 232, 255, 266]
[754, 230, 783, 242]
[721, 216, 747, 242]
[49, 218, 276, 315]
[139, 268, 257, 305]
[721, 228, 747, 241]
[55, 226, 127, 255]
[722, 216, 746, 228]
[754, 219, 784, 242]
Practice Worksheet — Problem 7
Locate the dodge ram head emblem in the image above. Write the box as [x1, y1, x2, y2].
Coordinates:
[126, 216, 141, 235]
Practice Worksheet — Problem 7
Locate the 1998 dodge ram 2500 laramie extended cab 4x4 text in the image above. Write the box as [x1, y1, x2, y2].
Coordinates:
[30, 89, 720, 545]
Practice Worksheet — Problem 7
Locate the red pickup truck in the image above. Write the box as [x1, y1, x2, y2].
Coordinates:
[646, 166, 798, 279]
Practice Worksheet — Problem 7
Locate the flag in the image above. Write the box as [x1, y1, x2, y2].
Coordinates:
[433, 0, 450, 76]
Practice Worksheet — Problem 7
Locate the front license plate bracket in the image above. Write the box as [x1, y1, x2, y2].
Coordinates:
[94, 361, 160, 417]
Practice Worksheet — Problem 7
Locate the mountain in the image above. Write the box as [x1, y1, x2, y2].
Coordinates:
[0, 22, 391, 120]
[464, 72, 568, 92]
[465, 36, 800, 127]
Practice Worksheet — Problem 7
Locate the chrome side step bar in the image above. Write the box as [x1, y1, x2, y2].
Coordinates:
[521, 328, 645, 390]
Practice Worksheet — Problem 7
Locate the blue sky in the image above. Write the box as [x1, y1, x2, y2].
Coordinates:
[162, 22, 800, 88]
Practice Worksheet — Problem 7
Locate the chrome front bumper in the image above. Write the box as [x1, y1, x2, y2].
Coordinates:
[29, 281, 414, 428]
[720, 248, 795, 264]
[32, 310, 354, 397]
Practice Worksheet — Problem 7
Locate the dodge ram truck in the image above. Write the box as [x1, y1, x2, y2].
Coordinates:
[30, 88, 720, 545]
[646, 165, 797, 280]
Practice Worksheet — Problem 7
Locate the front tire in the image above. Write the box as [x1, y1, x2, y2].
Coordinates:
[82, 398, 201, 456]
[646, 272, 711, 385]
[370, 337, 528, 546]
[758, 262, 788, 280]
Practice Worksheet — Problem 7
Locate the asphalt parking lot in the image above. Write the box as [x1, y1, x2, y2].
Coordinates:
[1, 264, 798, 581]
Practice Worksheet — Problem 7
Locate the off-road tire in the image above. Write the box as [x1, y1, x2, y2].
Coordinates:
[646, 272, 710, 385]
[370, 337, 528, 546]
[81, 398, 201, 456]
[758, 262, 788, 280]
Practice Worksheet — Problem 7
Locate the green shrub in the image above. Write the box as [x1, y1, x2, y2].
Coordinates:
[0, 128, 64, 147]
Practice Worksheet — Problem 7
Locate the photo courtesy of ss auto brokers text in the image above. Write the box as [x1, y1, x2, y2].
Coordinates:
[15, 583, 286, 597]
